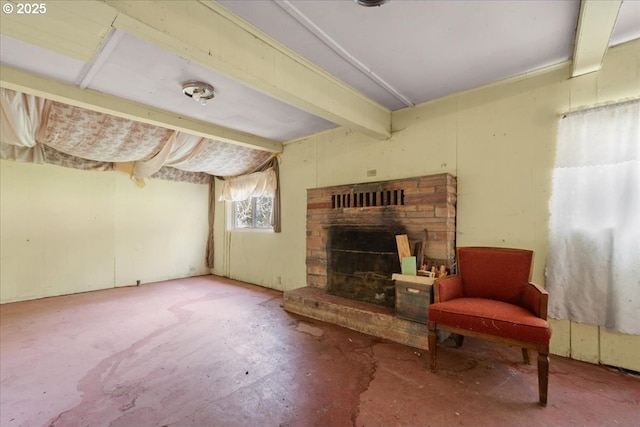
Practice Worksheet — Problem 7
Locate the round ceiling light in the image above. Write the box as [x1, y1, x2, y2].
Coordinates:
[182, 81, 215, 106]
[355, 0, 389, 6]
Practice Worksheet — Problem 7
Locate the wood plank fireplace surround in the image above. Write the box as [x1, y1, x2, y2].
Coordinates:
[284, 174, 457, 350]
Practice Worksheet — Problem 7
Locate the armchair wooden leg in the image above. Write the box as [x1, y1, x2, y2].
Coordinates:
[537, 351, 549, 406]
[428, 322, 437, 372]
[522, 348, 530, 365]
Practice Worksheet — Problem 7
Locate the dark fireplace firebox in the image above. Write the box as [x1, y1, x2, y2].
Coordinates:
[326, 226, 404, 307]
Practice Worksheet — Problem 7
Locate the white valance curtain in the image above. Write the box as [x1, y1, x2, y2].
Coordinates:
[217, 156, 281, 233]
[218, 168, 277, 201]
[546, 99, 640, 335]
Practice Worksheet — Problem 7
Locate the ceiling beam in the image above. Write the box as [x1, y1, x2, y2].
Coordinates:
[572, 0, 622, 77]
[105, 0, 391, 140]
[0, 0, 116, 62]
[0, 66, 283, 153]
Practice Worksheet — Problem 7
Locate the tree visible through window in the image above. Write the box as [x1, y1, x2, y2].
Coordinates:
[233, 197, 273, 229]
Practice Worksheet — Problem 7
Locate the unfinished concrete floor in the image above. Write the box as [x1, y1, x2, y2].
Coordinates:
[1, 276, 638, 427]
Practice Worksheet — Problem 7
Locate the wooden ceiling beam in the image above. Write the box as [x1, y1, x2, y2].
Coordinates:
[0, 66, 283, 153]
[105, 0, 391, 140]
[0, 0, 116, 62]
[572, 0, 622, 77]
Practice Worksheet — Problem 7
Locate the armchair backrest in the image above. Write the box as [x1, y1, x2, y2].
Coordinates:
[457, 247, 533, 305]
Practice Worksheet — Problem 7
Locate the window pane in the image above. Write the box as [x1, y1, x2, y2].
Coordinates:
[234, 199, 253, 228]
[232, 197, 273, 229]
[254, 197, 273, 228]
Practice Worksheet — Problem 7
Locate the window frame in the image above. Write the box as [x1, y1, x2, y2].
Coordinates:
[230, 196, 274, 231]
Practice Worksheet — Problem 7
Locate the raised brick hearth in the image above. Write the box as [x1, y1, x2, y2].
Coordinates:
[283, 287, 430, 349]
[284, 173, 457, 349]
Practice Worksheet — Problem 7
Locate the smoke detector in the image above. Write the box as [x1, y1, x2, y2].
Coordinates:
[182, 81, 215, 106]
[355, 0, 389, 6]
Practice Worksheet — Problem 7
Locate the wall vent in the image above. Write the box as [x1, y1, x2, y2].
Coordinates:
[331, 189, 404, 209]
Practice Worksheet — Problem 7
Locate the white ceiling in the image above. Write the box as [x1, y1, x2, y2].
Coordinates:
[219, 0, 582, 110]
[0, 31, 336, 142]
[218, 0, 640, 109]
[1, 0, 639, 151]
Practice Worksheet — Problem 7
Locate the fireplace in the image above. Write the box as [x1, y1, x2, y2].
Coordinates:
[285, 173, 456, 350]
[327, 226, 404, 307]
[306, 173, 457, 297]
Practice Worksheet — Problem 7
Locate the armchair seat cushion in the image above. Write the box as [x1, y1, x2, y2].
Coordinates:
[429, 298, 551, 345]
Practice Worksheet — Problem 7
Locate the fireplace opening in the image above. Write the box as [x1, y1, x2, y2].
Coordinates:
[327, 226, 404, 307]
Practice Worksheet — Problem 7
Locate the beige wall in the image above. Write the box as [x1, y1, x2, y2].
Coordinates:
[214, 39, 640, 371]
[0, 161, 210, 303]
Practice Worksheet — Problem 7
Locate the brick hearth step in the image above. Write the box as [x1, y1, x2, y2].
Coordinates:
[283, 286, 430, 350]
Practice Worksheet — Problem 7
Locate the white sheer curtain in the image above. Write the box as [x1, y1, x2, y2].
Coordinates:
[546, 99, 640, 335]
[131, 132, 208, 184]
[0, 89, 49, 162]
[219, 168, 277, 202]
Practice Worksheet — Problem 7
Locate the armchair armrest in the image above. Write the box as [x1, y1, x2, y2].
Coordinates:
[522, 282, 549, 319]
[434, 275, 464, 303]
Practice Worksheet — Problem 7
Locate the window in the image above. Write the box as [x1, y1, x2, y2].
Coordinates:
[219, 165, 280, 232]
[546, 99, 639, 335]
[232, 196, 273, 229]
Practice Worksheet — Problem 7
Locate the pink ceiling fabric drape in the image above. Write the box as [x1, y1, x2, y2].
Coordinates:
[132, 132, 208, 180]
[41, 101, 172, 162]
[1, 89, 275, 182]
[172, 140, 272, 176]
[130, 129, 272, 185]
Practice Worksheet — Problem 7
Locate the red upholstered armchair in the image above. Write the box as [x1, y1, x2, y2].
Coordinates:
[427, 247, 552, 406]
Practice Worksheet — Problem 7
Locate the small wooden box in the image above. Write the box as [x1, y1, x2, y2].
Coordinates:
[393, 274, 434, 324]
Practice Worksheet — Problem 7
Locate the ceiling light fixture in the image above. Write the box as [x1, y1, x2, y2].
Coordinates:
[355, 0, 389, 7]
[182, 81, 215, 106]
